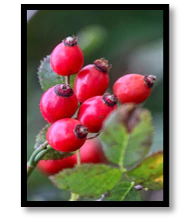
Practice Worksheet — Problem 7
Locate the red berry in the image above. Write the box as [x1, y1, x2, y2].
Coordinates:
[46, 118, 88, 152]
[72, 138, 107, 164]
[37, 156, 75, 175]
[50, 36, 84, 76]
[74, 58, 111, 103]
[113, 74, 156, 104]
[77, 94, 117, 133]
[40, 83, 78, 124]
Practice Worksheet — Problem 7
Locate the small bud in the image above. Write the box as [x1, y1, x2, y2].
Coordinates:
[134, 185, 148, 191]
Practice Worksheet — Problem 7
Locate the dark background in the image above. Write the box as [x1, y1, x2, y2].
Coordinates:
[27, 9, 163, 201]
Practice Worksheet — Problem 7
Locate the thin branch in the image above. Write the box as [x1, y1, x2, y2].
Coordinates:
[69, 193, 79, 201]
[77, 149, 81, 166]
[27, 141, 49, 179]
[65, 76, 70, 85]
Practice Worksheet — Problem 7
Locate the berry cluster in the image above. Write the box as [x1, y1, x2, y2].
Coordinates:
[38, 35, 156, 175]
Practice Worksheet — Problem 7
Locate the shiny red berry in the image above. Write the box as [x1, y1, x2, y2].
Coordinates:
[37, 156, 75, 175]
[46, 118, 88, 152]
[77, 94, 117, 133]
[74, 58, 111, 103]
[50, 36, 84, 76]
[113, 74, 156, 104]
[40, 83, 78, 124]
[72, 138, 107, 164]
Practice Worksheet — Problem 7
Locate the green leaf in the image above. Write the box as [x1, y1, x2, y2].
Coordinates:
[37, 55, 76, 91]
[79, 186, 142, 201]
[128, 151, 163, 190]
[100, 123, 128, 167]
[37, 55, 64, 91]
[124, 187, 143, 201]
[34, 124, 50, 149]
[104, 181, 136, 201]
[50, 164, 122, 197]
[34, 124, 74, 160]
[99, 104, 153, 167]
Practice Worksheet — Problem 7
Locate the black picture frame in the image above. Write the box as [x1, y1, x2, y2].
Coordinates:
[22, 4, 169, 207]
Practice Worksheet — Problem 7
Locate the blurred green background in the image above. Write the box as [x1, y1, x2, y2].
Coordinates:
[27, 10, 163, 201]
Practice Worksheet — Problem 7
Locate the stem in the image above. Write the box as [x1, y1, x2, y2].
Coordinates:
[77, 149, 81, 166]
[65, 76, 70, 85]
[27, 141, 48, 167]
[87, 133, 100, 140]
[69, 193, 79, 201]
[34, 145, 52, 163]
[27, 165, 34, 178]
[27, 141, 49, 179]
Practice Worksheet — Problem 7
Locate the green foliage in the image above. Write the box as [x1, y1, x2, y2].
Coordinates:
[100, 104, 153, 167]
[34, 124, 50, 149]
[104, 181, 142, 201]
[37, 55, 76, 91]
[128, 151, 163, 190]
[124, 187, 143, 201]
[50, 164, 123, 197]
[37, 55, 64, 91]
[42, 148, 75, 160]
[34, 124, 74, 160]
